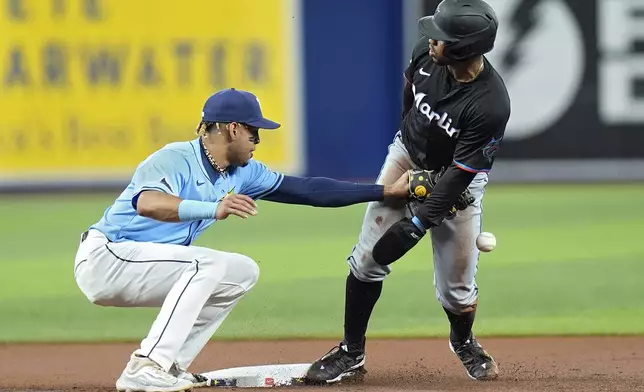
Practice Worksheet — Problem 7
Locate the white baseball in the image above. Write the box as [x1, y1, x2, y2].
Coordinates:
[476, 232, 496, 252]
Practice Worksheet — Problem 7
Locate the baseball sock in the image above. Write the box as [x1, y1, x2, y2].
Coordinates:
[443, 305, 477, 344]
[343, 272, 382, 352]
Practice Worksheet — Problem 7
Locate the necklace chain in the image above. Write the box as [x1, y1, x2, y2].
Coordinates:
[456, 60, 484, 83]
[201, 138, 227, 175]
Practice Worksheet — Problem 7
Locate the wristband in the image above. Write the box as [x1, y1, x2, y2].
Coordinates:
[178, 200, 219, 221]
[411, 215, 427, 234]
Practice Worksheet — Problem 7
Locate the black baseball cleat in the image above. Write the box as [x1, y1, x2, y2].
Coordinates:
[305, 343, 367, 385]
[449, 335, 499, 381]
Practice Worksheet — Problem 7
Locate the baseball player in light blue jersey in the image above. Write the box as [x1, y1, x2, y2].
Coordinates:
[73, 88, 410, 392]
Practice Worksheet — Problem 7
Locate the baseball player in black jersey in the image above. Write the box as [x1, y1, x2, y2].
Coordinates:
[305, 0, 511, 384]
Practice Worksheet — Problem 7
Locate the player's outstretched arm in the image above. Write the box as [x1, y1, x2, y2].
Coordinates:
[260, 172, 410, 208]
[136, 190, 257, 222]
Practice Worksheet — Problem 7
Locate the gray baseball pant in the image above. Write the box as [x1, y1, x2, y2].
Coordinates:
[347, 131, 488, 313]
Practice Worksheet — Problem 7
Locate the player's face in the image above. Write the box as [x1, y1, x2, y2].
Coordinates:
[428, 39, 451, 66]
[228, 122, 260, 167]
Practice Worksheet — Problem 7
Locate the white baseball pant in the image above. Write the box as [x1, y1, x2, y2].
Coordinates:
[73, 229, 259, 371]
[347, 131, 488, 313]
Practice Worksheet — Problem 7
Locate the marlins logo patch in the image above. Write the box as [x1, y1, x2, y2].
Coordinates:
[482, 137, 502, 161]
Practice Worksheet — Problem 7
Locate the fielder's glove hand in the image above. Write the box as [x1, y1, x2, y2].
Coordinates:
[408, 169, 440, 199]
[408, 168, 476, 216]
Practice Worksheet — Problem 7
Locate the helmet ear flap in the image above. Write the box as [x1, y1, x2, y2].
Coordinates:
[443, 36, 495, 61]
[443, 43, 472, 61]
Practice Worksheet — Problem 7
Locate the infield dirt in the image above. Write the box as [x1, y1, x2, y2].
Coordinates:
[1, 337, 643, 391]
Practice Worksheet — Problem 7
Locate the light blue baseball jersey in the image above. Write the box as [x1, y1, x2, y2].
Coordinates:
[90, 138, 284, 245]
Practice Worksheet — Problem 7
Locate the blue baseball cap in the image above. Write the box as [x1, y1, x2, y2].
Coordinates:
[201, 88, 281, 130]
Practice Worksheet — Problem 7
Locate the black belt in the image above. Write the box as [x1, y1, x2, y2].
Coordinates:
[80, 230, 112, 244]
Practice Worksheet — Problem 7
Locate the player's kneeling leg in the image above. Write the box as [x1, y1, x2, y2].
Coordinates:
[115, 246, 261, 372]
[172, 251, 260, 372]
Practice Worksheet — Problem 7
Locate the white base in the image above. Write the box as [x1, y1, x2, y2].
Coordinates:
[200, 363, 312, 388]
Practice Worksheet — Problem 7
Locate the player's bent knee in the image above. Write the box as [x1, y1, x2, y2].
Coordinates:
[75, 275, 112, 306]
[223, 253, 260, 292]
[82, 289, 118, 307]
[348, 255, 390, 282]
[196, 248, 259, 296]
[238, 254, 260, 291]
[436, 286, 478, 314]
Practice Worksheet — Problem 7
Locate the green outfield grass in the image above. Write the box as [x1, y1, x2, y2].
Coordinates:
[0, 183, 643, 343]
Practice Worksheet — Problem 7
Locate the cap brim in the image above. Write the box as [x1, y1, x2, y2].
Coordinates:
[418, 16, 455, 41]
[247, 118, 281, 130]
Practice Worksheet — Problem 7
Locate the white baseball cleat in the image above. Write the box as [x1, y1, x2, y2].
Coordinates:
[116, 354, 194, 392]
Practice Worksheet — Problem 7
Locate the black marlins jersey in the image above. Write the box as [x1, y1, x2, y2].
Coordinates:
[401, 39, 511, 174]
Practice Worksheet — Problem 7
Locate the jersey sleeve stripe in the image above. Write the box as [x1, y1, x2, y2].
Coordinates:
[453, 160, 490, 173]
[140, 186, 170, 193]
[131, 186, 171, 209]
[134, 186, 172, 197]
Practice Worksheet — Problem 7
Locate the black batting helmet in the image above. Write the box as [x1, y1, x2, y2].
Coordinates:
[418, 0, 498, 61]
